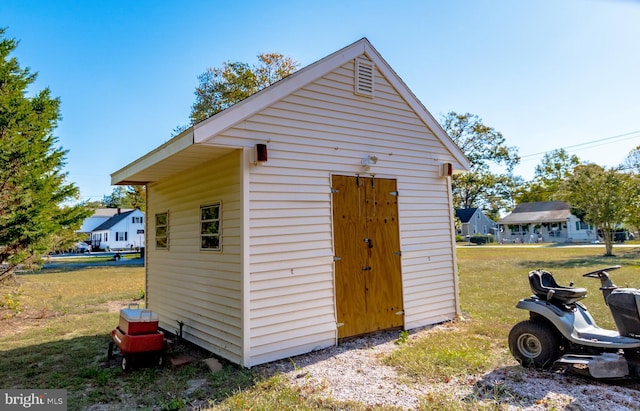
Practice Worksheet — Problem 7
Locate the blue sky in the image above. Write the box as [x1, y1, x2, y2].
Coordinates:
[2, 0, 639, 202]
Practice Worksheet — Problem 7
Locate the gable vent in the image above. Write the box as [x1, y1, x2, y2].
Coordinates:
[354, 57, 374, 97]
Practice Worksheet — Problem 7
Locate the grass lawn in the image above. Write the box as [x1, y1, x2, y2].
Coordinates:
[2, 245, 640, 410]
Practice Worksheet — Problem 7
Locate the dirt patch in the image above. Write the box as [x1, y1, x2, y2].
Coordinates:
[97, 300, 139, 313]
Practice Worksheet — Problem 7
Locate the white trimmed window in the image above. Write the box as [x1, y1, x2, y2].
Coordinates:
[155, 212, 168, 249]
[200, 203, 221, 250]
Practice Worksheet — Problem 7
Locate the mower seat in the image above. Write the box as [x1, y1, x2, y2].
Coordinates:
[529, 270, 587, 305]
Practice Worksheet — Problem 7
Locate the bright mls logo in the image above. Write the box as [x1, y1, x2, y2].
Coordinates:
[1, 390, 66, 410]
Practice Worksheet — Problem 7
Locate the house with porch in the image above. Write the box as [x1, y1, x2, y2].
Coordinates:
[498, 201, 596, 243]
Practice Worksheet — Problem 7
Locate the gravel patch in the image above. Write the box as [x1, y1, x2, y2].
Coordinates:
[257, 325, 640, 410]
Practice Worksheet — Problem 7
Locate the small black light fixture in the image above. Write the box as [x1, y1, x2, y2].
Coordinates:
[255, 143, 268, 163]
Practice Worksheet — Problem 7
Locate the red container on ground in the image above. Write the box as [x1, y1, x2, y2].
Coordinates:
[118, 308, 159, 335]
[111, 327, 164, 353]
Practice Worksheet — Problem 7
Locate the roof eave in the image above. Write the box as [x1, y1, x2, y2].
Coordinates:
[111, 128, 195, 185]
[192, 38, 470, 171]
[112, 37, 471, 183]
[193, 39, 370, 143]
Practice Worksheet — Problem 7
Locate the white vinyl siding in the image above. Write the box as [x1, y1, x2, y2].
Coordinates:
[207, 60, 457, 365]
[146, 151, 242, 364]
[139, 50, 460, 367]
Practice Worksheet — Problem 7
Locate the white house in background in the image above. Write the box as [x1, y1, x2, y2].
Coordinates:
[111, 38, 470, 367]
[498, 201, 596, 243]
[78, 208, 134, 235]
[91, 209, 145, 251]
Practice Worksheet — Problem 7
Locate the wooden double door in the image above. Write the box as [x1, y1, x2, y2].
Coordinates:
[332, 175, 404, 338]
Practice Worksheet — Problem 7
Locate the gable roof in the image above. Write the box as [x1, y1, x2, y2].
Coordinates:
[455, 208, 478, 223]
[498, 201, 571, 225]
[111, 38, 470, 186]
[91, 208, 134, 218]
[92, 210, 137, 232]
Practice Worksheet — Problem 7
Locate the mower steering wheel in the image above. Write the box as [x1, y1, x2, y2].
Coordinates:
[582, 265, 621, 278]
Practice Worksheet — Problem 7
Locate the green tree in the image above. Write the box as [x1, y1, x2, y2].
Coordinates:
[559, 164, 632, 256]
[102, 186, 146, 211]
[625, 176, 640, 238]
[189, 53, 300, 124]
[440, 112, 520, 213]
[126, 185, 146, 211]
[621, 147, 640, 236]
[0, 29, 90, 282]
[622, 145, 640, 173]
[516, 149, 581, 203]
[452, 171, 516, 211]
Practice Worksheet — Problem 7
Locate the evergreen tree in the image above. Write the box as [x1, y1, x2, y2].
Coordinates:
[0, 29, 90, 282]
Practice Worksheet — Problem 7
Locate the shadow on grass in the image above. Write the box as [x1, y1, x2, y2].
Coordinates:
[19, 259, 145, 275]
[0, 333, 255, 411]
[467, 365, 640, 410]
[0, 334, 116, 408]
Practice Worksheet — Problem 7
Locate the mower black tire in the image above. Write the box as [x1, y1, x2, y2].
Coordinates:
[508, 320, 560, 369]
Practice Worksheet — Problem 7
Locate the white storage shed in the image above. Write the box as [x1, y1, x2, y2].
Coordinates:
[112, 38, 469, 367]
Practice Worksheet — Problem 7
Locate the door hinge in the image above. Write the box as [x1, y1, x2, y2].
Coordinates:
[396, 310, 405, 315]
[333, 256, 341, 262]
[336, 322, 344, 328]
[331, 188, 339, 193]
[390, 191, 398, 196]
[394, 250, 402, 257]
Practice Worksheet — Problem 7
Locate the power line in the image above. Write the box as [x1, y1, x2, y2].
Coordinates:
[519, 130, 640, 161]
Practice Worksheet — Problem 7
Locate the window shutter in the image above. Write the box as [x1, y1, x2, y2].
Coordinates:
[354, 57, 374, 97]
